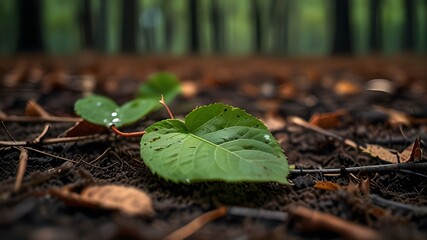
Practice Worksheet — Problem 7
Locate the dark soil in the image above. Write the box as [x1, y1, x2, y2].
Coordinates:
[1, 55, 427, 240]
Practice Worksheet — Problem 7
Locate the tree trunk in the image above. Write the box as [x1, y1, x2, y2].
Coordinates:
[162, 0, 173, 53]
[403, 0, 414, 51]
[251, 0, 262, 53]
[211, 0, 224, 53]
[79, 0, 93, 49]
[369, 0, 381, 52]
[271, 0, 287, 54]
[188, 0, 199, 53]
[121, 0, 137, 53]
[332, 0, 352, 54]
[17, 0, 44, 52]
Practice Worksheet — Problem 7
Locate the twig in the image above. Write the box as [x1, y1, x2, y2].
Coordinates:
[370, 194, 427, 215]
[23, 146, 116, 170]
[23, 147, 79, 164]
[290, 162, 427, 175]
[110, 125, 145, 137]
[1, 121, 16, 142]
[289, 116, 358, 148]
[0, 134, 109, 147]
[165, 207, 227, 240]
[0, 116, 81, 123]
[31, 124, 50, 144]
[88, 147, 111, 164]
[228, 207, 288, 221]
[287, 205, 380, 240]
[14, 148, 28, 192]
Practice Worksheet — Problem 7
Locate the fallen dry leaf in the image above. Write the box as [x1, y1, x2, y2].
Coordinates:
[399, 138, 422, 162]
[314, 181, 342, 191]
[241, 83, 260, 98]
[334, 79, 361, 96]
[309, 110, 347, 129]
[362, 138, 422, 164]
[361, 144, 400, 163]
[374, 106, 410, 127]
[51, 184, 155, 217]
[262, 111, 286, 131]
[62, 120, 108, 137]
[278, 82, 298, 99]
[181, 81, 199, 98]
[0, 111, 7, 119]
[25, 100, 51, 118]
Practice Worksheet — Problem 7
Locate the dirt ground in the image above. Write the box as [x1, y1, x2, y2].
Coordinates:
[1, 55, 427, 240]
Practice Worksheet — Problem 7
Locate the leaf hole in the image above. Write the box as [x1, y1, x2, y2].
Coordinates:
[150, 137, 161, 143]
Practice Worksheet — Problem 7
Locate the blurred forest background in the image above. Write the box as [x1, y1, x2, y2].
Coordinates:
[0, 0, 426, 56]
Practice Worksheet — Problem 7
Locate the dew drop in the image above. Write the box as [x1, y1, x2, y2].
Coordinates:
[96, 102, 102, 107]
[112, 118, 121, 123]
[263, 134, 271, 143]
[185, 179, 191, 183]
[111, 112, 118, 117]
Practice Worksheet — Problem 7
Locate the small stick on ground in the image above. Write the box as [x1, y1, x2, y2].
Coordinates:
[290, 162, 427, 175]
[110, 125, 145, 137]
[287, 205, 380, 240]
[0, 115, 81, 123]
[0, 134, 110, 147]
[228, 207, 288, 221]
[1, 121, 16, 142]
[14, 148, 28, 192]
[165, 207, 227, 240]
[31, 124, 50, 144]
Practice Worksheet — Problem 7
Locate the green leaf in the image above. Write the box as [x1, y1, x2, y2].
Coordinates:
[138, 72, 181, 105]
[140, 103, 289, 184]
[75, 95, 157, 128]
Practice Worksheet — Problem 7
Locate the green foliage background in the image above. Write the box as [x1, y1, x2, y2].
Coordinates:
[0, 0, 426, 55]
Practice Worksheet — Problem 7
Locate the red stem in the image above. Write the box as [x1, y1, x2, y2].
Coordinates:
[159, 95, 175, 119]
[110, 125, 145, 137]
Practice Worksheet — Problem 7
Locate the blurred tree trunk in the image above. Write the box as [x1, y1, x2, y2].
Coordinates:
[80, 0, 93, 49]
[251, 0, 262, 53]
[211, 0, 225, 53]
[271, 0, 287, 54]
[332, 0, 352, 54]
[121, 0, 137, 53]
[162, 0, 173, 52]
[369, 0, 381, 52]
[402, 0, 414, 51]
[189, 0, 199, 53]
[94, 0, 108, 51]
[17, 0, 44, 52]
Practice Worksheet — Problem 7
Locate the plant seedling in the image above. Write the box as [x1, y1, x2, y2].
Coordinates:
[75, 95, 158, 128]
[138, 72, 181, 108]
[75, 72, 181, 129]
[74, 72, 289, 184]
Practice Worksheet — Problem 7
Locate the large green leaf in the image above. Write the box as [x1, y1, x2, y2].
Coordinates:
[138, 72, 181, 105]
[140, 103, 289, 183]
[74, 95, 157, 128]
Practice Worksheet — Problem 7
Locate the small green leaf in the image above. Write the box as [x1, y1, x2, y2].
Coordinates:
[138, 72, 181, 105]
[75, 95, 157, 128]
[140, 103, 289, 184]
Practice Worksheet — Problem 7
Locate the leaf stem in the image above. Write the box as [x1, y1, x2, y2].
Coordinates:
[159, 95, 175, 119]
[110, 125, 145, 137]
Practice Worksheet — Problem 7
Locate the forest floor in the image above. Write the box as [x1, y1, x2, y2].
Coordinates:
[1, 55, 427, 240]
